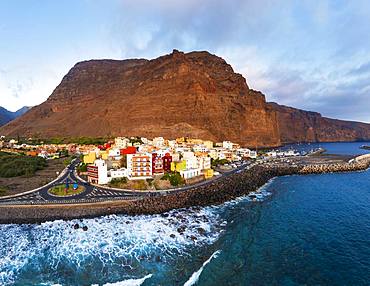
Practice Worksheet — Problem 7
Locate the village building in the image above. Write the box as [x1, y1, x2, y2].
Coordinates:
[127, 153, 153, 180]
[87, 159, 109, 185]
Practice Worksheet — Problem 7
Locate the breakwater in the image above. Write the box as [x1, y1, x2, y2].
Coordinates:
[1, 156, 369, 224]
[299, 155, 370, 174]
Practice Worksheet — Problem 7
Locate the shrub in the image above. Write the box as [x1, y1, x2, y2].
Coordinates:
[0, 186, 7, 196]
[0, 152, 47, 178]
[108, 177, 128, 187]
[146, 178, 154, 186]
[77, 163, 88, 172]
[161, 172, 185, 186]
[211, 158, 229, 167]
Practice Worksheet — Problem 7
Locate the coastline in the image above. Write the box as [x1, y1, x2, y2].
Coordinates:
[1, 155, 369, 225]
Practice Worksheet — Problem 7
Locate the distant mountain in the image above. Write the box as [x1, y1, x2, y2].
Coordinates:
[1, 50, 370, 146]
[0, 106, 31, 127]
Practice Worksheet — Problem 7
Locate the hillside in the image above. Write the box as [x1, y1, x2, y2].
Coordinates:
[1, 50, 370, 147]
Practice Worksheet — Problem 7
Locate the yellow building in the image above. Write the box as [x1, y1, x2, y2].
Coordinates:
[186, 138, 203, 145]
[100, 151, 109, 160]
[176, 137, 185, 144]
[83, 152, 96, 164]
[203, 169, 214, 179]
[203, 140, 214, 149]
[170, 160, 187, 172]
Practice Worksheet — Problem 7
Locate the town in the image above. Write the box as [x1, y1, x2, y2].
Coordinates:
[0, 135, 302, 190]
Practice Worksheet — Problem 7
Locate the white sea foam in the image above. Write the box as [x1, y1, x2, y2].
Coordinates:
[183, 250, 221, 286]
[92, 274, 153, 286]
[0, 208, 224, 285]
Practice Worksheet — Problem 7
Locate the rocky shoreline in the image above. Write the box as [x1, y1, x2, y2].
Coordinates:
[0, 157, 369, 224]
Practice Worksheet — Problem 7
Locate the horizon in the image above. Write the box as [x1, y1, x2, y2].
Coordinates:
[1, 0, 370, 123]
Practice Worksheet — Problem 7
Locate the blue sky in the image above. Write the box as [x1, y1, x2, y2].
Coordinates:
[0, 0, 370, 122]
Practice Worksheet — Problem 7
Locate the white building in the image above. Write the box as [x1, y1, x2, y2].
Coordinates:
[153, 137, 165, 148]
[178, 151, 204, 179]
[250, 150, 257, 159]
[180, 168, 202, 179]
[108, 148, 121, 158]
[283, 150, 299, 157]
[193, 144, 209, 153]
[197, 156, 211, 170]
[236, 148, 257, 159]
[108, 168, 128, 180]
[87, 159, 109, 185]
[141, 137, 149, 144]
[183, 151, 198, 169]
[266, 151, 277, 158]
[114, 137, 129, 149]
[167, 140, 177, 148]
[222, 141, 233, 150]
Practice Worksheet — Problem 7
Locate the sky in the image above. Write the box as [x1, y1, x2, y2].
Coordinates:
[0, 0, 370, 122]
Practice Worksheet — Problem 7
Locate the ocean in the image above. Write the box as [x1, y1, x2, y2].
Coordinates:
[0, 142, 369, 286]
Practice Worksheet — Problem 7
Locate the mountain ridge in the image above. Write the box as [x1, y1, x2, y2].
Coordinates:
[0, 106, 31, 127]
[1, 50, 370, 147]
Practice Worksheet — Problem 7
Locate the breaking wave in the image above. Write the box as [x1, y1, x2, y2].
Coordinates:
[97, 274, 153, 286]
[0, 207, 224, 286]
[183, 250, 221, 286]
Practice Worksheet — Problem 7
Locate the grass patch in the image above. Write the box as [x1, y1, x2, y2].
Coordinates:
[0, 186, 7, 196]
[0, 152, 47, 178]
[48, 184, 85, 197]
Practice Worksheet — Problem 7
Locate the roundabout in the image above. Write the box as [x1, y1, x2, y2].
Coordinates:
[48, 183, 85, 197]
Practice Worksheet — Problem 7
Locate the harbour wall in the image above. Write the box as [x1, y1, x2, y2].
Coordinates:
[0, 156, 369, 224]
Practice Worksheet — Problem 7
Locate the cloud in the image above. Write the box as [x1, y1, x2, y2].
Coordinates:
[348, 61, 370, 76]
[0, 0, 370, 122]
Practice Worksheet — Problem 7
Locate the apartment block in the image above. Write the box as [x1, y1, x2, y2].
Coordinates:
[127, 153, 153, 180]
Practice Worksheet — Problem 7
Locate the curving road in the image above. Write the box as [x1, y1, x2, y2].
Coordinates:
[0, 159, 252, 205]
[0, 160, 156, 205]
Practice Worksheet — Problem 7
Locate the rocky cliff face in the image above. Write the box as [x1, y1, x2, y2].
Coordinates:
[0, 50, 280, 147]
[1, 50, 370, 146]
[269, 103, 370, 143]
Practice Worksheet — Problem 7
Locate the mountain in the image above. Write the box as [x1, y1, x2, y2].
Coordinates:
[269, 103, 370, 144]
[1, 50, 370, 147]
[0, 106, 31, 127]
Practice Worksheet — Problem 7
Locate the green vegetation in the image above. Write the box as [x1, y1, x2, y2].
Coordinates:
[211, 158, 229, 167]
[17, 136, 113, 146]
[77, 163, 88, 172]
[59, 149, 69, 157]
[108, 177, 128, 188]
[129, 137, 144, 145]
[0, 151, 47, 178]
[0, 186, 7, 196]
[146, 178, 154, 186]
[161, 172, 185, 186]
[63, 157, 73, 166]
[48, 184, 85, 196]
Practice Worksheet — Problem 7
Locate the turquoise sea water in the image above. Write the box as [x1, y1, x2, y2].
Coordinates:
[0, 142, 369, 285]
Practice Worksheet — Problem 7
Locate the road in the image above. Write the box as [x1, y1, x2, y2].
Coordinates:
[0, 159, 252, 205]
